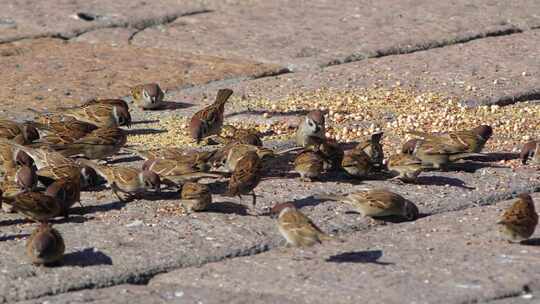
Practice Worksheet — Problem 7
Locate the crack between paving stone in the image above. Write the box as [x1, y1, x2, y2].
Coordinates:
[322, 25, 524, 68]
[12, 184, 540, 303]
[0, 9, 213, 45]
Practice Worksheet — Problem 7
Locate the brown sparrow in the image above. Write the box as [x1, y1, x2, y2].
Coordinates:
[211, 142, 274, 172]
[29, 119, 97, 145]
[408, 125, 493, 153]
[225, 151, 262, 206]
[355, 132, 384, 171]
[180, 182, 212, 212]
[131, 83, 165, 110]
[44, 178, 81, 217]
[80, 98, 130, 113]
[0, 189, 61, 222]
[125, 147, 216, 164]
[295, 110, 325, 147]
[215, 125, 263, 146]
[26, 222, 65, 266]
[190, 88, 234, 143]
[52, 127, 126, 159]
[315, 188, 419, 221]
[498, 193, 538, 242]
[12, 143, 76, 169]
[36, 163, 82, 186]
[0, 119, 39, 144]
[37, 103, 131, 128]
[520, 140, 539, 165]
[271, 202, 331, 247]
[1, 165, 37, 213]
[409, 138, 485, 170]
[78, 159, 161, 201]
[316, 139, 344, 171]
[293, 149, 325, 181]
[341, 149, 371, 178]
[386, 153, 425, 183]
[142, 158, 221, 185]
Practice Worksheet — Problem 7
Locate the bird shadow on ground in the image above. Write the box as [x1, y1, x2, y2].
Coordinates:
[107, 156, 142, 165]
[470, 152, 519, 162]
[53, 215, 93, 225]
[326, 250, 393, 265]
[416, 176, 475, 190]
[206, 201, 249, 216]
[125, 128, 167, 136]
[144, 100, 193, 111]
[0, 233, 30, 242]
[72, 200, 128, 215]
[520, 238, 540, 246]
[447, 161, 507, 173]
[225, 109, 311, 119]
[0, 218, 32, 227]
[62, 248, 113, 267]
[291, 196, 328, 209]
[130, 119, 160, 125]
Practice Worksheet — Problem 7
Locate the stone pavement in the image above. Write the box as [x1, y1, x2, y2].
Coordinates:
[0, 1, 539, 303]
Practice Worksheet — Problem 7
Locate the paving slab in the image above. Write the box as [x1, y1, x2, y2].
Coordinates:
[0, 147, 538, 303]
[0, 0, 206, 43]
[0, 38, 285, 116]
[147, 193, 540, 304]
[131, 0, 540, 71]
[168, 30, 540, 108]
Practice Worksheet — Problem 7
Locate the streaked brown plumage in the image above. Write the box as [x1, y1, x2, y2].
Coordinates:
[271, 202, 331, 247]
[387, 153, 425, 183]
[26, 222, 65, 266]
[341, 149, 371, 178]
[44, 178, 81, 217]
[190, 89, 233, 143]
[0, 189, 61, 222]
[51, 127, 126, 159]
[211, 142, 274, 172]
[410, 138, 485, 170]
[355, 132, 384, 171]
[131, 83, 165, 110]
[315, 188, 419, 221]
[32, 103, 131, 128]
[407, 124, 492, 153]
[180, 182, 212, 212]
[225, 151, 262, 206]
[215, 125, 263, 146]
[78, 159, 161, 201]
[0, 119, 39, 144]
[293, 149, 325, 181]
[498, 193, 538, 242]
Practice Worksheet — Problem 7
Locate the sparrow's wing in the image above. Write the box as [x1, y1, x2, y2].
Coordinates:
[281, 210, 326, 239]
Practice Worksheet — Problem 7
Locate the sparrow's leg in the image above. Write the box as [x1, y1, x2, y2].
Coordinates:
[110, 183, 125, 202]
[251, 191, 257, 206]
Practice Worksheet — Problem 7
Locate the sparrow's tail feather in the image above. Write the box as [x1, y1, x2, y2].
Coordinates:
[449, 152, 486, 162]
[214, 88, 233, 107]
[312, 193, 347, 202]
[275, 146, 303, 155]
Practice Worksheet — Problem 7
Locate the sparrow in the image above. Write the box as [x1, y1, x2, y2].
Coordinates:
[520, 140, 539, 165]
[315, 188, 419, 221]
[1, 165, 37, 213]
[31, 103, 131, 128]
[271, 202, 331, 247]
[131, 83, 165, 110]
[316, 139, 344, 171]
[80, 98, 130, 113]
[355, 132, 384, 171]
[215, 125, 263, 146]
[0, 189, 61, 222]
[225, 151, 262, 206]
[295, 110, 326, 148]
[12, 144, 76, 169]
[386, 153, 425, 183]
[142, 158, 221, 184]
[408, 138, 485, 170]
[28, 119, 97, 145]
[124, 147, 216, 164]
[51, 127, 126, 160]
[36, 163, 82, 186]
[293, 149, 325, 181]
[498, 193, 538, 242]
[341, 148, 371, 178]
[407, 124, 493, 153]
[190, 88, 234, 143]
[78, 159, 161, 201]
[211, 142, 274, 172]
[44, 177, 81, 217]
[26, 222, 65, 266]
[0, 119, 39, 144]
[0, 139, 22, 176]
[180, 182, 212, 212]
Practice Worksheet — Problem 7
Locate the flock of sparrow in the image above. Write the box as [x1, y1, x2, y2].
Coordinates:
[0, 83, 538, 266]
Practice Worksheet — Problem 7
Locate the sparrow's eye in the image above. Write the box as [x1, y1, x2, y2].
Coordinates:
[308, 120, 314, 127]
